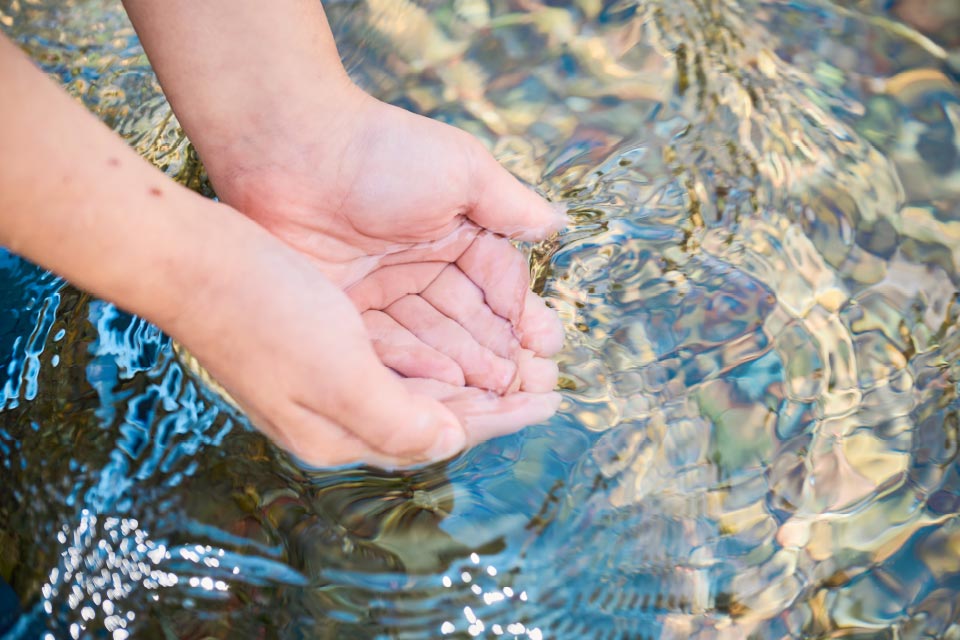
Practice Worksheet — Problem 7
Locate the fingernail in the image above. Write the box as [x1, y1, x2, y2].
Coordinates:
[426, 420, 467, 460]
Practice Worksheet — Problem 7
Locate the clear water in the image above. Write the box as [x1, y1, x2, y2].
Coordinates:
[1, 0, 960, 638]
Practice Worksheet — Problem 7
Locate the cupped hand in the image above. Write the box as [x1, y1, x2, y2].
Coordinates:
[173, 213, 558, 467]
[208, 88, 566, 418]
[176, 211, 564, 467]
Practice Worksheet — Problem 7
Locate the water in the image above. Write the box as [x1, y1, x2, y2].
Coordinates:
[1, 0, 959, 637]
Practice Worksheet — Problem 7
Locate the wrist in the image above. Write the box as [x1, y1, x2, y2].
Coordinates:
[140, 196, 279, 340]
[197, 78, 374, 211]
[123, 0, 366, 204]
[100, 194, 239, 335]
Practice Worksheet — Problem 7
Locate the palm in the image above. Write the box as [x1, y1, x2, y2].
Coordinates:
[216, 96, 565, 439]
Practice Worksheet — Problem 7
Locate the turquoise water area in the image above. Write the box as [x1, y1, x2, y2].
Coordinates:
[2, 0, 960, 637]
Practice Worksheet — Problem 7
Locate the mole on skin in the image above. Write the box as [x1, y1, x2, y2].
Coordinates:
[107, 157, 120, 167]
[149, 187, 163, 197]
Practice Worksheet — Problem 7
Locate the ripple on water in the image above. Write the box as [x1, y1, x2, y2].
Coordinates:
[2, 0, 960, 638]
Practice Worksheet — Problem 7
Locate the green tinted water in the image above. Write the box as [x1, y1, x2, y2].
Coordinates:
[1, 0, 960, 638]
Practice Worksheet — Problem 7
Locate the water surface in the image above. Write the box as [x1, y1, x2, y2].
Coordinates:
[2, 0, 960, 638]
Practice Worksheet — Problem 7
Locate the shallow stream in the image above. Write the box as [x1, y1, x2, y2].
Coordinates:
[2, 0, 960, 637]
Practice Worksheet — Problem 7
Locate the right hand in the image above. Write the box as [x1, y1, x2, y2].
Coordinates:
[206, 88, 566, 399]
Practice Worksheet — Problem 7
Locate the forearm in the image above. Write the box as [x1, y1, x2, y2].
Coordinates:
[120, 0, 359, 186]
[0, 35, 245, 333]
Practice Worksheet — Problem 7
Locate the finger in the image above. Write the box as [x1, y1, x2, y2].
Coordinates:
[262, 409, 390, 468]
[457, 391, 561, 443]
[456, 232, 530, 325]
[421, 264, 521, 359]
[400, 377, 470, 400]
[401, 378, 561, 443]
[466, 140, 567, 241]
[517, 349, 559, 393]
[251, 399, 446, 469]
[518, 290, 565, 356]
[363, 310, 465, 386]
[348, 261, 447, 312]
[386, 295, 518, 393]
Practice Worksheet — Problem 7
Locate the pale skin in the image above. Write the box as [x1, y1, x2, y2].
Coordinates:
[0, 2, 566, 467]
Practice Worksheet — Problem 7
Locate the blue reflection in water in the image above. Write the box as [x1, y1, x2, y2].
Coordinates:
[0, 250, 310, 640]
[0, 252, 62, 411]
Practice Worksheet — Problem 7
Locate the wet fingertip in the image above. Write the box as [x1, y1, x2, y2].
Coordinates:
[440, 362, 467, 387]
[548, 201, 569, 232]
[467, 358, 519, 395]
[425, 418, 468, 460]
[527, 194, 567, 234]
[528, 391, 563, 423]
[519, 357, 559, 393]
[546, 390, 563, 410]
[502, 198, 567, 241]
[520, 313, 566, 356]
[530, 324, 565, 356]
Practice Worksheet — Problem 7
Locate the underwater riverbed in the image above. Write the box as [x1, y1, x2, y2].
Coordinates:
[2, 0, 960, 638]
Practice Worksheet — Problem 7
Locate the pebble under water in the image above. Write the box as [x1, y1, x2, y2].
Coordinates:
[2, 0, 960, 638]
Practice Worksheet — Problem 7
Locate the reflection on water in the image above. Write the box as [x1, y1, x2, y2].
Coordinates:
[2, 0, 960, 637]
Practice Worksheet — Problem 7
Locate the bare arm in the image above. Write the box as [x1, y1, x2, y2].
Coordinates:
[119, 0, 356, 189]
[0, 34, 231, 331]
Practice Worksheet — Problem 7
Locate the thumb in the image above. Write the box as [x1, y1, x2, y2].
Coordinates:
[466, 143, 567, 241]
[333, 361, 468, 462]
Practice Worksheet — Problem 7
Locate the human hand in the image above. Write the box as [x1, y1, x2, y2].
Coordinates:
[171, 208, 555, 467]
[207, 87, 566, 402]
